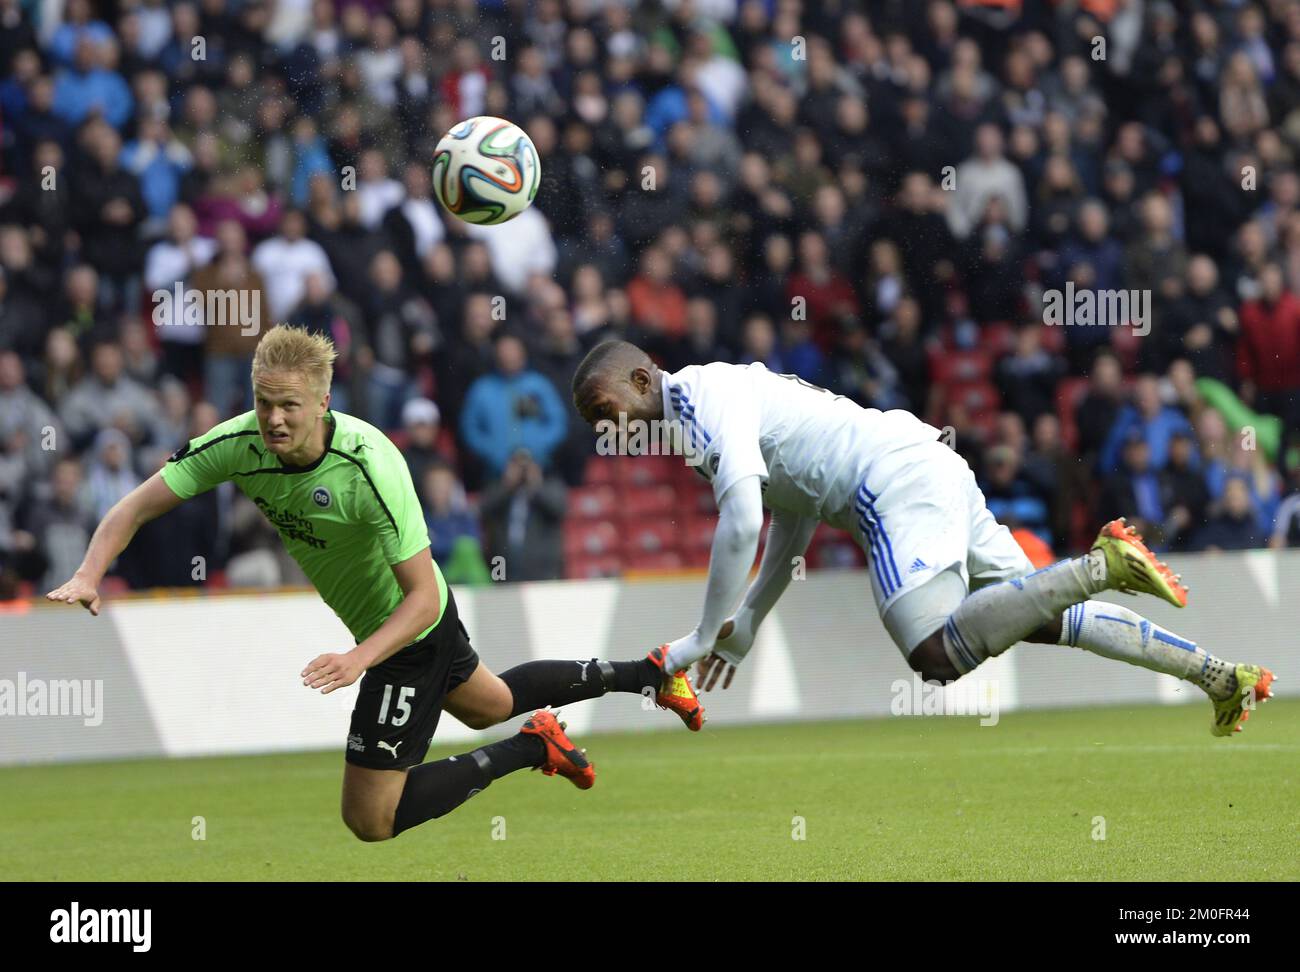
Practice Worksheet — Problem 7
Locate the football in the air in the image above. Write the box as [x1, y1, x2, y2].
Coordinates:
[431, 115, 541, 225]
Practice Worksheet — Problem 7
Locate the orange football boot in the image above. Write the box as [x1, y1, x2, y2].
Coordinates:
[520, 708, 595, 789]
[646, 645, 706, 731]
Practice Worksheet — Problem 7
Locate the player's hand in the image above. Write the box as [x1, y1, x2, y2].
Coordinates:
[301, 652, 365, 694]
[46, 573, 102, 616]
[695, 652, 736, 691]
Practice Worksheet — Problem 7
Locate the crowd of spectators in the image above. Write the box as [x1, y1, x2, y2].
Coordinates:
[1, 0, 1300, 597]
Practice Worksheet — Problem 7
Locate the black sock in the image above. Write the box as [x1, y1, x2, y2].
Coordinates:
[606, 658, 662, 695]
[391, 735, 547, 836]
[500, 659, 611, 718]
[392, 751, 491, 836]
[499, 658, 664, 717]
[477, 733, 547, 778]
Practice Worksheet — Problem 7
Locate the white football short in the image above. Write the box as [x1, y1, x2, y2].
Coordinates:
[851, 440, 1034, 657]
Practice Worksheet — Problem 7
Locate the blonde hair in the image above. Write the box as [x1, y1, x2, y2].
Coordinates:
[251, 324, 337, 398]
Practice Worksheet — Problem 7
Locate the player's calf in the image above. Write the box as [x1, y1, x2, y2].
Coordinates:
[907, 634, 962, 684]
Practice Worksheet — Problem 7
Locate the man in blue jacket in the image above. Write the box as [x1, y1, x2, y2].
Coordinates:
[459, 332, 567, 478]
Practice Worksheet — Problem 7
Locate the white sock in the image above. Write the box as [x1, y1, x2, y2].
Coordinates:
[1060, 601, 1237, 700]
[943, 553, 1108, 674]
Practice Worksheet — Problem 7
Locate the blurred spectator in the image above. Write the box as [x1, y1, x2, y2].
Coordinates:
[996, 323, 1065, 427]
[122, 116, 194, 232]
[84, 426, 140, 521]
[1192, 477, 1265, 551]
[59, 342, 157, 452]
[192, 220, 265, 417]
[1236, 263, 1300, 435]
[1099, 375, 1194, 476]
[479, 449, 566, 582]
[1270, 465, 1300, 549]
[144, 203, 217, 385]
[464, 204, 558, 296]
[52, 36, 132, 129]
[785, 231, 859, 351]
[252, 209, 334, 321]
[13, 457, 96, 593]
[73, 123, 145, 313]
[627, 244, 687, 339]
[947, 123, 1028, 241]
[0, 351, 60, 477]
[980, 443, 1051, 547]
[1161, 429, 1211, 552]
[400, 397, 447, 490]
[420, 461, 488, 585]
[460, 333, 566, 480]
[879, 297, 928, 412]
[1151, 254, 1238, 381]
[1099, 431, 1165, 544]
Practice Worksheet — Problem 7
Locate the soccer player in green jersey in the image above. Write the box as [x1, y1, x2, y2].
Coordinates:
[46, 325, 706, 841]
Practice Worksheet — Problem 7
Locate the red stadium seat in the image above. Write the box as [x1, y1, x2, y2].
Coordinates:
[619, 483, 676, 517]
[981, 321, 1016, 355]
[682, 516, 717, 550]
[567, 484, 617, 519]
[564, 518, 620, 557]
[584, 454, 618, 484]
[688, 483, 716, 515]
[1038, 324, 1066, 354]
[565, 554, 623, 579]
[929, 348, 993, 385]
[1054, 377, 1091, 453]
[619, 453, 675, 486]
[946, 380, 1001, 417]
[621, 519, 679, 555]
[1110, 324, 1141, 372]
[683, 548, 712, 568]
[624, 550, 685, 571]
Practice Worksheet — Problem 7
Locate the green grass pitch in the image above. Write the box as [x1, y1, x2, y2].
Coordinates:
[3, 701, 1297, 881]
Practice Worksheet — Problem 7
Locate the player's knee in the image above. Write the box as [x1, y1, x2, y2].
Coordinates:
[458, 676, 515, 730]
[342, 809, 395, 843]
[1026, 614, 1063, 644]
[463, 693, 514, 730]
[459, 711, 499, 731]
[907, 633, 961, 684]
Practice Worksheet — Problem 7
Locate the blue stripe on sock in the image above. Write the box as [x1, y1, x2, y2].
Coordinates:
[1094, 613, 1137, 627]
[1153, 629, 1198, 652]
[946, 619, 980, 671]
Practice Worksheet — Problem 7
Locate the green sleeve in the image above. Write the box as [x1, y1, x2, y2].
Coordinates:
[362, 438, 432, 566]
[160, 415, 259, 499]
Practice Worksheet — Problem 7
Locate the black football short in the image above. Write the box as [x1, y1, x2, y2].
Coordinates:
[345, 586, 480, 770]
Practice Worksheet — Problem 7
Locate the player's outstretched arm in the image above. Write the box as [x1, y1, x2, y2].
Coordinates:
[722, 508, 818, 657]
[45, 471, 185, 615]
[699, 507, 818, 690]
[663, 475, 764, 673]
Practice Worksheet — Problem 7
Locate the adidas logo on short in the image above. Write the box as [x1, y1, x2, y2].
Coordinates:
[908, 558, 928, 574]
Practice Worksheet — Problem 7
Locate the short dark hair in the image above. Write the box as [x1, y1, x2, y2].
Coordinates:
[570, 339, 641, 399]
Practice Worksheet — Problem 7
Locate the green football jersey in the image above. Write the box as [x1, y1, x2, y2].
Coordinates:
[161, 409, 447, 645]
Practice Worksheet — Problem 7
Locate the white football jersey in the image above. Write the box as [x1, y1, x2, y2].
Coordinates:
[662, 362, 943, 531]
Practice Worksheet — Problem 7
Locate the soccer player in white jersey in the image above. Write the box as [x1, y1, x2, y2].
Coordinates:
[571, 341, 1276, 736]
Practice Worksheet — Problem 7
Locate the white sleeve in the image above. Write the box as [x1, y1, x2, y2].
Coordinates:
[713, 508, 819, 666]
[663, 475, 765, 671]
